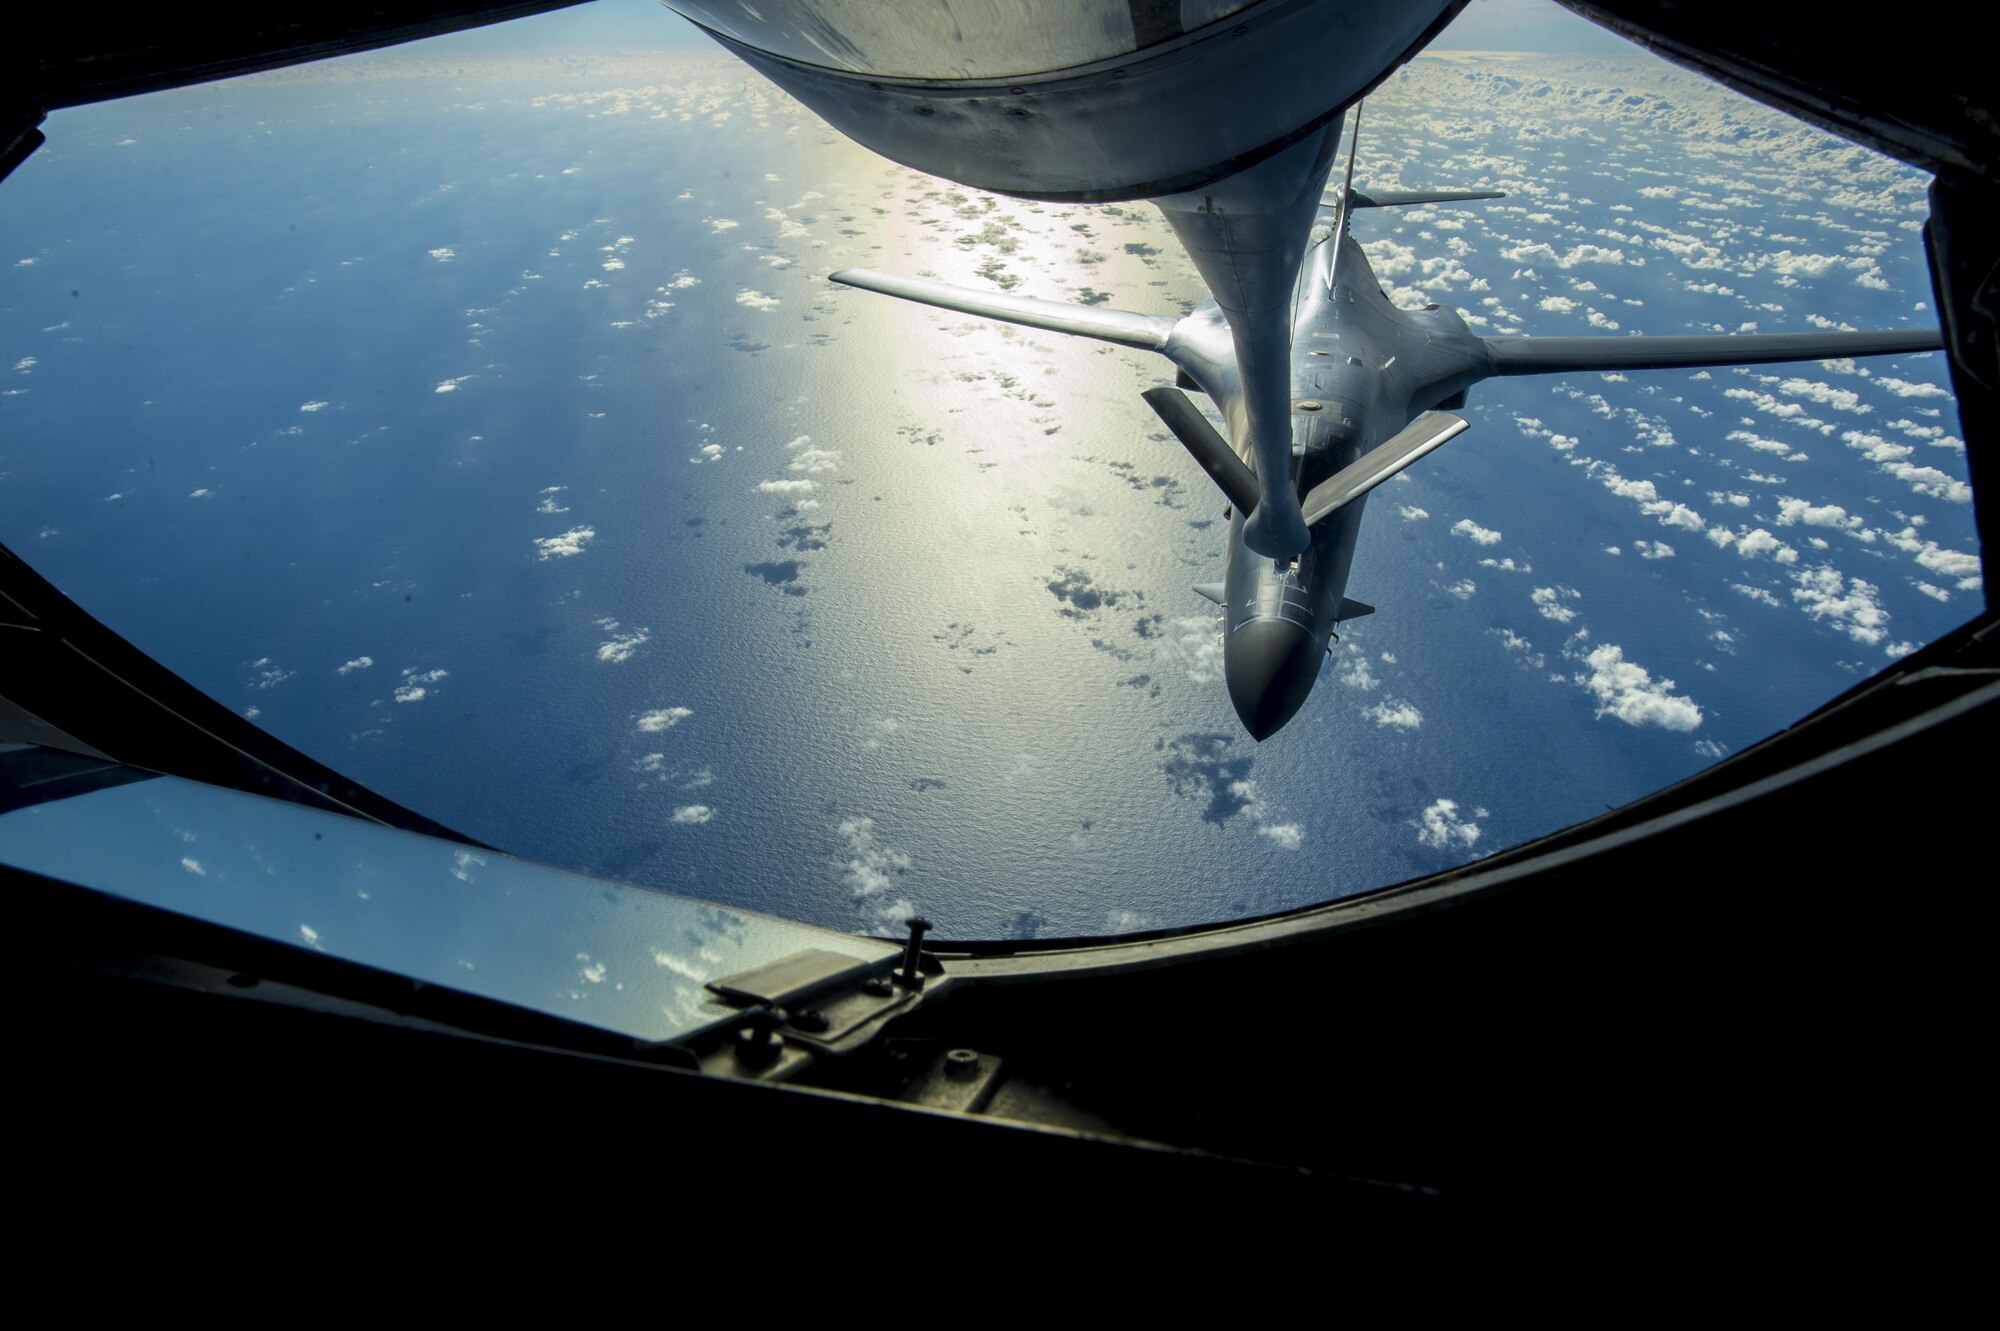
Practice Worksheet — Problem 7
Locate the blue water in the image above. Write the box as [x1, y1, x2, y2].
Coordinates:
[0, 50, 1975, 938]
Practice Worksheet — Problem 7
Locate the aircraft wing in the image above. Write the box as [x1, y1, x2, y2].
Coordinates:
[1481, 328, 1944, 376]
[1335, 188, 1507, 208]
[1301, 412, 1468, 527]
[829, 269, 1176, 352]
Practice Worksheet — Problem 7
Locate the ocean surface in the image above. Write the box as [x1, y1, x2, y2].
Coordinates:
[0, 45, 1975, 938]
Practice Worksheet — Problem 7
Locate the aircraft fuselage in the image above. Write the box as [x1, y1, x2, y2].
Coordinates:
[1164, 219, 1486, 739]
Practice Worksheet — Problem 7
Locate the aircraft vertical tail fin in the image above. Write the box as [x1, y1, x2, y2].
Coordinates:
[1327, 103, 1362, 292]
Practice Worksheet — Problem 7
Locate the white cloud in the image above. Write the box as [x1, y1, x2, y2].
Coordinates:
[1777, 377, 1870, 414]
[1875, 376, 1951, 400]
[393, 667, 446, 704]
[706, 217, 740, 233]
[1843, 430, 1972, 502]
[1774, 497, 1865, 533]
[1416, 798, 1485, 851]
[671, 805, 715, 825]
[1791, 565, 1889, 646]
[1258, 823, 1305, 850]
[1598, 469, 1658, 503]
[1724, 387, 1819, 424]
[337, 656, 374, 674]
[534, 525, 595, 559]
[1643, 501, 1707, 531]
[427, 247, 456, 261]
[299, 401, 329, 413]
[1532, 586, 1580, 623]
[1728, 527, 1800, 564]
[1494, 628, 1543, 669]
[1728, 429, 1809, 463]
[597, 626, 650, 663]
[1451, 518, 1502, 545]
[1572, 643, 1703, 731]
[788, 448, 841, 473]
[758, 479, 815, 495]
[837, 817, 916, 934]
[1399, 506, 1430, 521]
[1171, 616, 1223, 684]
[638, 707, 693, 732]
[1364, 699, 1423, 729]
[736, 289, 780, 310]
[1634, 540, 1674, 559]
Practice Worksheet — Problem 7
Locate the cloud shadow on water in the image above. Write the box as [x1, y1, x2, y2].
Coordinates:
[1157, 732, 1257, 826]
[745, 560, 807, 595]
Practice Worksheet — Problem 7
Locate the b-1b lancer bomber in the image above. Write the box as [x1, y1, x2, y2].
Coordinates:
[830, 113, 1944, 738]
[662, 1, 1945, 739]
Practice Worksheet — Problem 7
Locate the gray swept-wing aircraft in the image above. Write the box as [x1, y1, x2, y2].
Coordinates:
[832, 112, 1944, 739]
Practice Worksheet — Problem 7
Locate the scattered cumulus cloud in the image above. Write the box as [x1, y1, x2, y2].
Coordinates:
[1451, 518, 1502, 545]
[1416, 798, 1486, 851]
[837, 817, 916, 935]
[1791, 565, 1890, 646]
[1571, 643, 1703, 731]
[394, 667, 446, 703]
[1364, 699, 1423, 729]
[534, 526, 595, 559]
[1532, 586, 1581, 623]
[596, 622, 650, 663]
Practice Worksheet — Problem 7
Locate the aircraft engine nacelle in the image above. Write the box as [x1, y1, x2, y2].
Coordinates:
[664, 0, 1464, 202]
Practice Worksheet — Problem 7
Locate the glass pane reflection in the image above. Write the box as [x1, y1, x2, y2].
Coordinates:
[0, 765, 898, 1044]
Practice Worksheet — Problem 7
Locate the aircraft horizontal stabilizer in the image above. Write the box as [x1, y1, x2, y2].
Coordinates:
[1301, 412, 1469, 528]
[1337, 598, 1375, 621]
[1482, 328, 1943, 376]
[1193, 582, 1225, 605]
[1332, 188, 1507, 208]
[829, 269, 1175, 352]
[1141, 387, 1262, 516]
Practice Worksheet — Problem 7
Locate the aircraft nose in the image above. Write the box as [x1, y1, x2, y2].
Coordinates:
[1225, 618, 1320, 741]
